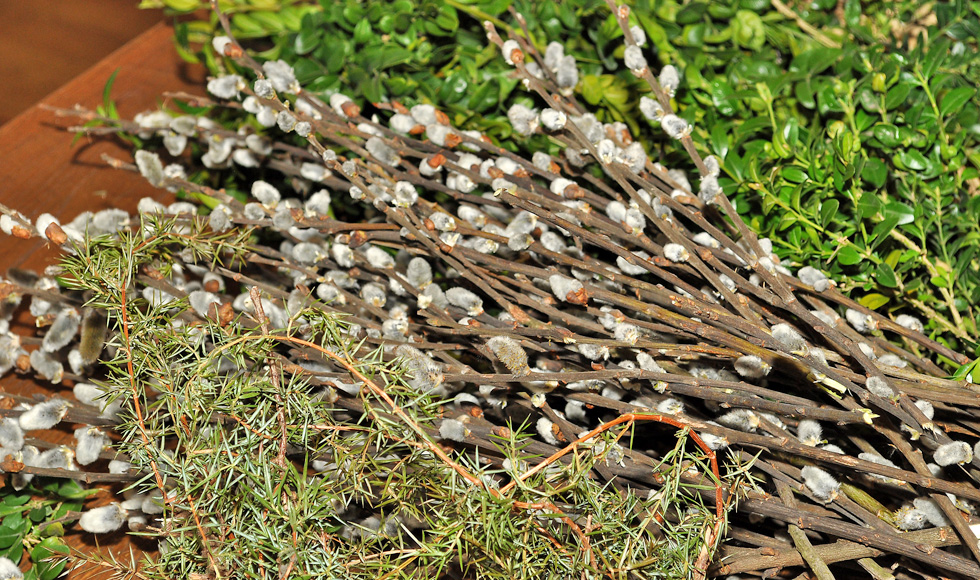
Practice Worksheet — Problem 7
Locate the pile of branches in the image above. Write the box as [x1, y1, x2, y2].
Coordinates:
[5, 1, 980, 578]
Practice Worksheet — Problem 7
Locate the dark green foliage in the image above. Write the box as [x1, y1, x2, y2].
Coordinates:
[140, 1, 980, 357]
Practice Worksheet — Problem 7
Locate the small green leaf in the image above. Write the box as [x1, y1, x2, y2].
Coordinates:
[872, 124, 904, 147]
[950, 358, 980, 382]
[875, 262, 899, 288]
[581, 75, 602, 106]
[921, 38, 951, 79]
[895, 149, 928, 171]
[435, 5, 459, 32]
[820, 199, 839, 226]
[162, 0, 199, 11]
[940, 87, 975, 117]
[710, 80, 736, 116]
[28, 507, 48, 524]
[731, 10, 765, 51]
[838, 246, 864, 266]
[39, 561, 67, 580]
[2, 495, 29, 508]
[861, 157, 888, 189]
[884, 83, 912, 109]
[883, 201, 915, 225]
[39, 522, 64, 538]
[781, 166, 808, 184]
[857, 193, 883, 218]
[859, 293, 890, 309]
[294, 27, 321, 55]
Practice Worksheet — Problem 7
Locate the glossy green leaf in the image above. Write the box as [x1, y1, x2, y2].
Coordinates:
[861, 157, 888, 189]
[872, 123, 904, 147]
[895, 149, 928, 171]
[940, 86, 975, 117]
[875, 262, 899, 288]
[884, 83, 912, 109]
[819, 199, 839, 226]
[838, 246, 864, 266]
[732, 10, 765, 50]
[782, 166, 808, 184]
[710, 80, 736, 116]
[859, 293, 891, 309]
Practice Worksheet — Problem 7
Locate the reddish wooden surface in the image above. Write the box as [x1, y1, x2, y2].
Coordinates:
[0, 22, 206, 578]
[0, 0, 161, 126]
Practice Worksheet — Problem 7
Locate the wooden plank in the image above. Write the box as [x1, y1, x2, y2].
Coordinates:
[0, 0, 161, 125]
[0, 21, 205, 578]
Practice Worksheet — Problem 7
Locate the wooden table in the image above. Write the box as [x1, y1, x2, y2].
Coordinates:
[0, 22, 205, 578]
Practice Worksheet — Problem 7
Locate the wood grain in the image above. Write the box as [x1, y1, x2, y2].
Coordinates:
[0, 1, 161, 126]
[0, 22, 205, 578]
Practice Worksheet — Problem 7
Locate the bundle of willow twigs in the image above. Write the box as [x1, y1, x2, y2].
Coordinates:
[5, 1, 980, 578]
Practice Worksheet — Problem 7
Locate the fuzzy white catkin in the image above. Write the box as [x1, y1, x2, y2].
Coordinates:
[895, 314, 924, 333]
[692, 232, 719, 248]
[507, 104, 539, 136]
[796, 420, 822, 446]
[189, 290, 221, 318]
[716, 409, 759, 433]
[501, 39, 522, 65]
[212, 35, 232, 54]
[913, 497, 949, 527]
[0, 557, 22, 580]
[549, 275, 583, 301]
[135, 150, 165, 187]
[0, 418, 23, 451]
[877, 353, 907, 368]
[406, 257, 433, 290]
[79, 503, 127, 534]
[845, 308, 876, 333]
[703, 155, 720, 177]
[540, 108, 567, 131]
[797, 266, 830, 292]
[661, 115, 690, 139]
[393, 181, 418, 207]
[865, 376, 895, 398]
[19, 398, 69, 431]
[698, 175, 722, 204]
[486, 336, 530, 376]
[629, 25, 646, 47]
[734, 355, 770, 379]
[623, 45, 647, 71]
[364, 246, 395, 269]
[699, 428, 729, 451]
[801, 465, 840, 502]
[639, 96, 664, 122]
[613, 323, 640, 345]
[556, 55, 578, 90]
[446, 287, 483, 316]
[934, 441, 972, 467]
[636, 352, 666, 374]
[771, 323, 806, 352]
[294, 122, 312, 137]
[536, 417, 559, 445]
[894, 504, 928, 531]
[262, 59, 299, 93]
[108, 460, 131, 474]
[251, 180, 280, 207]
[439, 419, 467, 442]
[207, 75, 243, 99]
[42, 308, 80, 353]
[656, 398, 684, 415]
[914, 399, 935, 420]
[659, 65, 679, 94]
[663, 243, 689, 263]
[74, 427, 109, 466]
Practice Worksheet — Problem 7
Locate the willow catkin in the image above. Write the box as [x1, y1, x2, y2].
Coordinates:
[486, 336, 530, 377]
